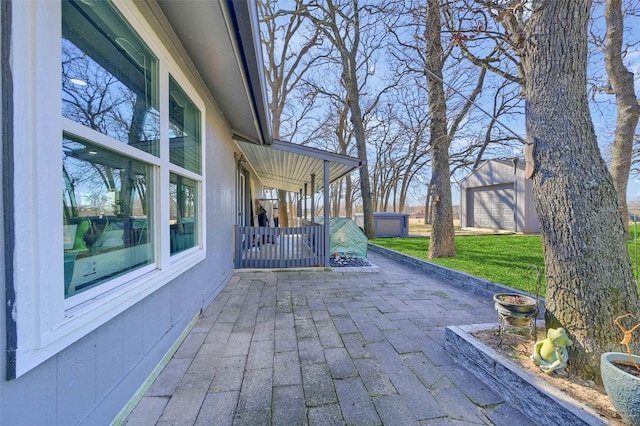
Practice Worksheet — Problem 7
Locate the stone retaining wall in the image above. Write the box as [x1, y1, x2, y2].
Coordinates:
[445, 324, 607, 426]
[368, 243, 545, 315]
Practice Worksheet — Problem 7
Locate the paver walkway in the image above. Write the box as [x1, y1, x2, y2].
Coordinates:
[124, 252, 535, 425]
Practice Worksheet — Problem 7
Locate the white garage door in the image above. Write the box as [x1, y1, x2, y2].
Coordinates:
[468, 185, 514, 230]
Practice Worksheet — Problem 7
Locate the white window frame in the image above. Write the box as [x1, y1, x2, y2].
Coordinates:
[11, 0, 206, 377]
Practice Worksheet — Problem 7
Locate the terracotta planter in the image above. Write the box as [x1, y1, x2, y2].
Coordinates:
[493, 293, 538, 327]
[601, 352, 640, 426]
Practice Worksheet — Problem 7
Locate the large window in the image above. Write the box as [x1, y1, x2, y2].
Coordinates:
[169, 76, 202, 255]
[61, 0, 203, 298]
[10, 0, 207, 378]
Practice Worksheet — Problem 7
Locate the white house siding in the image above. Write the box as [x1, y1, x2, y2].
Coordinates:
[1, 3, 240, 425]
[460, 160, 540, 233]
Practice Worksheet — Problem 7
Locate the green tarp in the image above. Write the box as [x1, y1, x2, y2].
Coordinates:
[316, 217, 368, 258]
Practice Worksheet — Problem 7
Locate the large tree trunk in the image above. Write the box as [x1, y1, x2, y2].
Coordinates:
[302, 0, 375, 238]
[425, 183, 432, 224]
[277, 189, 289, 228]
[345, 175, 353, 218]
[345, 55, 375, 239]
[605, 0, 640, 240]
[426, 0, 455, 258]
[523, 0, 640, 382]
[428, 147, 456, 257]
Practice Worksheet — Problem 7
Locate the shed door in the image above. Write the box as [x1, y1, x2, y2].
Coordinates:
[468, 184, 514, 230]
[376, 218, 402, 237]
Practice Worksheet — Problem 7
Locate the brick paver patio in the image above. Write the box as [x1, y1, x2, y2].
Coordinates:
[124, 251, 535, 425]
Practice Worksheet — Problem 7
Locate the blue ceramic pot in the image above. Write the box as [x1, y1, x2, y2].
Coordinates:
[601, 352, 640, 426]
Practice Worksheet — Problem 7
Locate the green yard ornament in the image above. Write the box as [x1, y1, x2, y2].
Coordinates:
[531, 327, 573, 375]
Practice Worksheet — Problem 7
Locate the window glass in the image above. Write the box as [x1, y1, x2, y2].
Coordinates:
[169, 76, 201, 174]
[170, 173, 198, 254]
[63, 134, 154, 297]
[62, 0, 160, 156]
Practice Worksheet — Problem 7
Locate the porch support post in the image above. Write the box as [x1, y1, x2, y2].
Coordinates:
[323, 161, 330, 267]
[298, 189, 302, 220]
[304, 183, 308, 220]
[310, 174, 315, 223]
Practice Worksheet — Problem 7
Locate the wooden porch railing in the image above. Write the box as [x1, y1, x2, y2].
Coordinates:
[234, 225, 325, 268]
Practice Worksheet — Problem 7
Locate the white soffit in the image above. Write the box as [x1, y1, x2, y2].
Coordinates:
[156, 0, 270, 145]
[237, 139, 362, 193]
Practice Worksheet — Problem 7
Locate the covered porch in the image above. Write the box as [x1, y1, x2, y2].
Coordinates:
[233, 139, 362, 268]
[234, 224, 324, 268]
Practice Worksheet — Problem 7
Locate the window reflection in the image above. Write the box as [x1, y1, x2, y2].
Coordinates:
[170, 173, 198, 254]
[169, 76, 201, 174]
[63, 134, 154, 297]
[62, 0, 159, 155]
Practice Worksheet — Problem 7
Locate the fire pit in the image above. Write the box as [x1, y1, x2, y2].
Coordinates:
[493, 293, 538, 327]
[493, 265, 541, 339]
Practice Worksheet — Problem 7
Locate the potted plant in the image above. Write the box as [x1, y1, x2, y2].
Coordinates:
[493, 293, 538, 327]
[600, 313, 640, 425]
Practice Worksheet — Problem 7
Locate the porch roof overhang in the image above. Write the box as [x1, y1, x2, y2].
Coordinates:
[236, 139, 363, 194]
[155, 1, 362, 193]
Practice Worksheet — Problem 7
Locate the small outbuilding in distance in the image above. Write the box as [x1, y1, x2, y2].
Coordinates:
[459, 159, 540, 233]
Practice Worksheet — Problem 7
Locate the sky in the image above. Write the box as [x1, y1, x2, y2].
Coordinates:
[261, 1, 640, 209]
[449, 6, 640, 207]
[447, 93, 639, 207]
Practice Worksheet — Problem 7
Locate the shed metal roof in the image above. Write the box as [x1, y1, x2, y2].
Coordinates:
[459, 158, 524, 185]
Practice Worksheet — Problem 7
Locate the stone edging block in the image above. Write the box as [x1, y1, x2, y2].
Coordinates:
[444, 323, 608, 426]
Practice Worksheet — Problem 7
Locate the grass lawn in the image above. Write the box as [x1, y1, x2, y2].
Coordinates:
[371, 234, 640, 297]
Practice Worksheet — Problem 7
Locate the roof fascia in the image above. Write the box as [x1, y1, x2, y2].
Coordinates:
[222, 0, 272, 145]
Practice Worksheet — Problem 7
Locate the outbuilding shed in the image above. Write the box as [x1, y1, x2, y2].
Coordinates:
[459, 159, 540, 233]
[374, 212, 410, 237]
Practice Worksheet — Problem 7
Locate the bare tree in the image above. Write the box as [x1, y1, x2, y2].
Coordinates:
[450, 0, 526, 87]
[453, 0, 639, 232]
[387, 1, 487, 256]
[603, 0, 640, 237]
[298, 0, 395, 239]
[523, 0, 640, 381]
[259, 0, 327, 227]
[424, 0, 456, 257]
[306, 93, 357, 217]
[368, 111, 398, 211]
[470, 80, 523, 169]
[444, 78, 523, 180]
[437, 0, 640, 380]
[368, 91, 431, 213]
